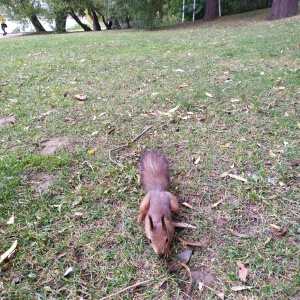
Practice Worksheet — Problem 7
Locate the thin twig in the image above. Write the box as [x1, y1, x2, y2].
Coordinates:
[180, 262, 193, 295]
[131, 126, 152, 143]
[108, 126, 152, 167]
[100, 276, 162, 300]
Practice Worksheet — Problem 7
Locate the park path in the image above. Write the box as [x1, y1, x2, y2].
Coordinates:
[0, 33, 23, 39]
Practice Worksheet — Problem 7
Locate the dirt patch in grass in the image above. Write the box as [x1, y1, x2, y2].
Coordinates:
[0, 116, 16, 128]
[28, 172, 53, 194]
[39, 137, 71, 155]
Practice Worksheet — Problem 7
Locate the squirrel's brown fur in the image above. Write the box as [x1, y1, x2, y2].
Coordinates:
[138, 149, 179, 258]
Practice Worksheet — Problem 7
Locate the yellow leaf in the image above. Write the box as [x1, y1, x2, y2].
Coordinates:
[88, 149, 95, 155]
[221, 142, 231, 148]
[297, 123, 300, 129]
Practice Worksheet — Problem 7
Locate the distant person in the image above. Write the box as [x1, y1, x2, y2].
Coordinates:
[0, 15, 7, 36]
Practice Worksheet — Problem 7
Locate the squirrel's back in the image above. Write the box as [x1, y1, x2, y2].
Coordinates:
[140, 149, 170, 192]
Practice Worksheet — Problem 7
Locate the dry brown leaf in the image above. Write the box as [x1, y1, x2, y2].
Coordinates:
[182, 202, 194, 209]
[273, 228, 288, 236]
[264, 236, 272, 245]
[269, 150, 277, 158]
[173, 222, 196, 229]
[74, 94, 87, 101]
[229, 229, 249, 238]
[204, 285, 225, 300]
[269, 224, 281, 231]
[219, 169, 232, 178]
[211, 199, 223, 208]
[178, 237, 210, 247]
[237, 261, 248, 283]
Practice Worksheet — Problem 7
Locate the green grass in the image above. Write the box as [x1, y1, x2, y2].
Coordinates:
[1, 9, 300, 299]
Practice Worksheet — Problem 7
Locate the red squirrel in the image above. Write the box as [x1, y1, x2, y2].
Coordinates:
[138, 149, 179, 258]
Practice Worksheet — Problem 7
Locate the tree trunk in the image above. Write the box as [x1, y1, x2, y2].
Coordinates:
[55, 12, 68, 33]
[89, 10, 101, 31]
[115, 18, 121, 29]
[203, 0, 219, 21]
[29, 14, 46, 32]
[269, 0, 298, 20]
[125, 16, 131, 28]
[70, 11, 92, 31]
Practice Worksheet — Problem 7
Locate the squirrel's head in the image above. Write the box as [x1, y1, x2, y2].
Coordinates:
[146, 214, 174, 258]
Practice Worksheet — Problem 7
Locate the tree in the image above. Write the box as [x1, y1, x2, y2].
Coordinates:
[203, 0, 219, 20]
[269, 0, 298, 20]
[0, 0, 46, 32]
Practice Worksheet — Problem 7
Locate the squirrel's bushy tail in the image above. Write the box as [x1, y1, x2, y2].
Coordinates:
[140, 149, 170, 192]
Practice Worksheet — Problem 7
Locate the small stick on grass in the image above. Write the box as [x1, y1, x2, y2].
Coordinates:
[180, 262, 193, 295]
[109, 126, 152, 167]
[100, 275, 163, 300]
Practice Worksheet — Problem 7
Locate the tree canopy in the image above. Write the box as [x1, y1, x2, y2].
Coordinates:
[0, 0, 298, 32]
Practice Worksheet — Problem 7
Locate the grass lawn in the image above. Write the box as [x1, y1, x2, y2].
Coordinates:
[0, 9, 299, 300]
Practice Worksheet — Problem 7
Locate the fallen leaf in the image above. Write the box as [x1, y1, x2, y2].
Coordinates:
[177, 84, 188, 89]
[228, 174, 248, 183]
[199, 281, 203, 292]
[194, 156, 201, 165]
[221, 142, 231, 148]
[174, 68, 185, 72]
[182, 202, 194, 209]
[173, 222, 196, 229]
[264, 236, 272, 245]
[269, 224, 281, 231]
[231, 286, 254, 291]
[219, 169, 232, 178]
[211, 199, 223, 208]
[63, 266, 73, 277]
[278, 86, 286, 91]
[269, 150, 277, 158]
[273, 228, 288, 236]
[237, 261, 248, 283]
[154, 276, 167, 290]
[0, 240, 17, 263]
[91, 131, 99, 136]
[7, 215, 15, 225]
[204, 285, 225, 299]
[74, 94, 87, 101]
[178, 237, 210, 247]
[205, 92, 213, 98]
[229, 229, 249, 238]
[168, 105, 180, 114]
[167, 261, 182, 273]
[178, 250, 193, 264]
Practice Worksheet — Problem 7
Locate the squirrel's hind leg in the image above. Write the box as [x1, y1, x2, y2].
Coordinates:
[138, 193, 150, 224]
[170, 193, 179, 215]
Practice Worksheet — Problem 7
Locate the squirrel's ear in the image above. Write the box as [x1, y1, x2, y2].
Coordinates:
[161, 214, 166, 230]
[148, 215, 154, 230]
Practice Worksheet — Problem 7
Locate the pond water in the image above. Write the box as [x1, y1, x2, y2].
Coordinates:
[4, 16, 88, 33]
